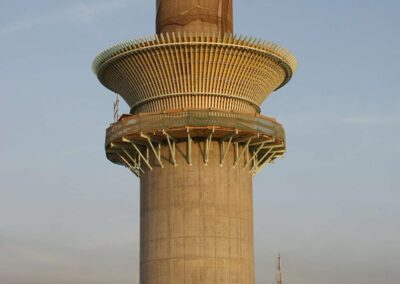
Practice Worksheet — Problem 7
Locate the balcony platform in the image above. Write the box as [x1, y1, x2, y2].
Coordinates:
[106, 109, 286, 176]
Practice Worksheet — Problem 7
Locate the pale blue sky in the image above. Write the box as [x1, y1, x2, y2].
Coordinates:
[0, 0, 399, 283]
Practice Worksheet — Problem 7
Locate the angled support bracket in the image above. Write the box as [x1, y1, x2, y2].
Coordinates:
[141, 132, 164, 168]
[220, 129, 238, 166]
[256, 152, 277, 174]
[111, 142, 144, 175]
[204, 127, 215, 165]
[234, 137, 255, 167]
[123, 137, 153, 171]
[162, 130, 177, 166]
[257, 146, 275, 166]
[120, 147, 142, 172]
[254, 143, 285, 174]
[116, 152, 140, 177]
[245, 141, 267, 168]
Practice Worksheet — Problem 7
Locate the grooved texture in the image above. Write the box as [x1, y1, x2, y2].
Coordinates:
[156, 0, 233, 34]
[94, 34, 297, 114]
[140, 142, 254, 284]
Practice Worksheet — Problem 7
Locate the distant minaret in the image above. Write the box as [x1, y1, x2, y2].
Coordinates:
[276, 254, 283, 284]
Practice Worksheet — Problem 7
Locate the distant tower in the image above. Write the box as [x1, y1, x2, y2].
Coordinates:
[276, 254, 283, 284]
[93, 0, 296, 283]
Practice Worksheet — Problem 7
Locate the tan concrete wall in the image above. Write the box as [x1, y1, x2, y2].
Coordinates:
[140, 141, 254, 283]
[156, 0, 233, 34]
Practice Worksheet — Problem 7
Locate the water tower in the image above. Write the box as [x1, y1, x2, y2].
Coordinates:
[93, 0, 296, 283]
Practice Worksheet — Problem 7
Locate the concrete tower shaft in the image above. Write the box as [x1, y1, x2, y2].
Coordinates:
[93, 0, 297, 283]
[156, 0, 233, 34]
[140, 142, 254, 283]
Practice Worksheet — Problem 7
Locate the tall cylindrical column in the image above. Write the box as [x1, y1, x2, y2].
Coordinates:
[94, 1, 297, 283]
[140, 141, 254, 283]
[156, 0, 233, 34]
